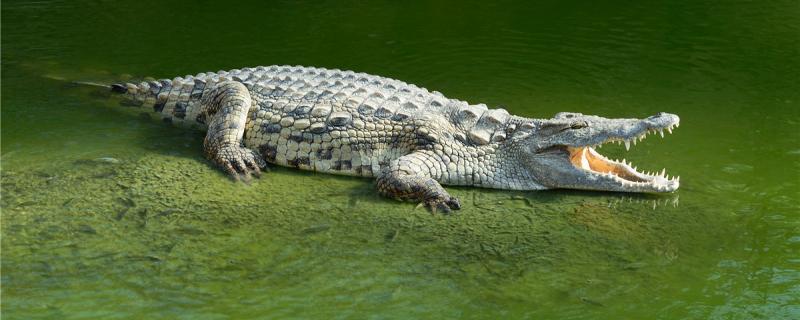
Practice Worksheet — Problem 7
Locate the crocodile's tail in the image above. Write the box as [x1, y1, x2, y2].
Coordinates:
[42, 73, 115, 91]
[110, 80, 172, 111]
[110, 78, 207, 128]
[71, 80, 112, 90]
[40, 66, 203, 128]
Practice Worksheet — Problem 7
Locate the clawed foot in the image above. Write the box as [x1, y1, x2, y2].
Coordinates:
[210, 145, 267, 182]
[419, 195, 461, 214]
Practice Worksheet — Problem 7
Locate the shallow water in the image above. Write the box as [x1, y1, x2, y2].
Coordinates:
[2, 0, 799, 319]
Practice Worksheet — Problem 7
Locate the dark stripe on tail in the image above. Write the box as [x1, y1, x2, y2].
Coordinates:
[111, 83, 128, 93]
[109, 77, 207, 128]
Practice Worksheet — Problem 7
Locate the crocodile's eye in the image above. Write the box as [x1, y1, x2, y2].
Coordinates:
[570, 121, 588, 129]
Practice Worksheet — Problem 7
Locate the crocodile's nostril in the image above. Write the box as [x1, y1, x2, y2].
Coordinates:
[648, 112, 667, 119]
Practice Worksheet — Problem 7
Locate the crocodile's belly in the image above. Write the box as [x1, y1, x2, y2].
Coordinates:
[242, 111, 415, 177]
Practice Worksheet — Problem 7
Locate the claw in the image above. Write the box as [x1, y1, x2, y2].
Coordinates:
[234, 159, 248, 173]
[422, 196, 461, 214]
[212, 146, 268, 183]
[446, 198, 461, 210]
[223, 163, 239, 180]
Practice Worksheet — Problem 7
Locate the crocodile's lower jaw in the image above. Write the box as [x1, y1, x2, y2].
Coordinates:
[567, 146, 679, 192]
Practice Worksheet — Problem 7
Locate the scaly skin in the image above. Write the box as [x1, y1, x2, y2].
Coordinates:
[111, 65, 681, 213]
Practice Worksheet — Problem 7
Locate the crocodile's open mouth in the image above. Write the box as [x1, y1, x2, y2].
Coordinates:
[566, 123, 680, 192]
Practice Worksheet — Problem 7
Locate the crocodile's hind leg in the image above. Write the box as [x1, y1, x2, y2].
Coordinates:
[199, 81, 266, 181]
[377, 151, 461, 213]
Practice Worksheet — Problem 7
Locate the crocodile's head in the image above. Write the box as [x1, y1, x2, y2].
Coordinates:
[520, 112, 680, 192]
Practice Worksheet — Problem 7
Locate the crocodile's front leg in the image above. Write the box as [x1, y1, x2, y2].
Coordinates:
[377, 151, 461, 213]
[200, 81, 266, 181]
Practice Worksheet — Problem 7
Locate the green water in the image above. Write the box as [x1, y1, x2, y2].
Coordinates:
[2, 0, 799, 318]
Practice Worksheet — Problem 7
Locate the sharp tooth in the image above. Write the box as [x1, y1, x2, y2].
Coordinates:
[660, 168, 666, 177]
[633, 138, 637, 146]
[676, 123, 680, 128]
[667, 127, 673, 134]
[659, 129, 664, 138]
[580, 148, 590, 170]
[624, 140, 630, 150]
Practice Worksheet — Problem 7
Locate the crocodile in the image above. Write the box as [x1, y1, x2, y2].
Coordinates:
[108, 65, 680, 212]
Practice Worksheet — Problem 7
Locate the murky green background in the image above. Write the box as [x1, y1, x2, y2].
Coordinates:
[2, 0, 799, 319]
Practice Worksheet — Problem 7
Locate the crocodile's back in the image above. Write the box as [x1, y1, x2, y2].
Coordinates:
[235, 65, 466, 177]
[116, 65, 508, 178]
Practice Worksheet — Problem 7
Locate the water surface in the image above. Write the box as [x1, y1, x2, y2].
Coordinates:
[2, 0, 799, 319]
